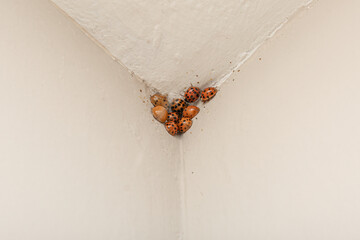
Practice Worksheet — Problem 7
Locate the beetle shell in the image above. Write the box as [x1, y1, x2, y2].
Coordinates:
[184, 87, 200, 103]
[167, 112, 179, 122]
[152, 106, 168, 123]
[178, 117, 192, 133]
[165, 121, 179, 136]
[171, 99, 187, 113]
[150, 93, 169, 109]
[182, 106, 200, 119]
[201, 87, 217, 102]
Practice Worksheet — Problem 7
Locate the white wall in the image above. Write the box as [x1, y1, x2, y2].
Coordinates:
[0, 1, 181, 239]
[2, 0, 360, 239]
[183, 0, 360, 239]
[52, 0, 312, 97]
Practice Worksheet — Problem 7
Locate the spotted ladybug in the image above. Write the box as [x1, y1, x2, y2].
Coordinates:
[184, 87, 200, 103]
[182, 106, 200, 119]
[167, 112, 179, 122]
[201, 87, 217, 102]
[171, 99, 187, 113]
[165, 121, 179, 136]
[178, 117, 192, 133]
[150, 93, 169, 109]
[152, 106, 168, 123]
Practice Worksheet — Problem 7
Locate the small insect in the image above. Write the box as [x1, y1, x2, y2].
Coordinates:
[184, 87, 200, 103]
[182, 106, 200, 119]
[201, 87, 217, 102]
[152, 106, 168, 123]
[165, 121, 179, 136]
[171, 99, 187, 113]
[150, 93, 169, 109]
[178, 117, 192, 133]
[167, 112, 179, 122]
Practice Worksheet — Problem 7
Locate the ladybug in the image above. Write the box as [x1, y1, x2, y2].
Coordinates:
[167, 112, 179, 122]
[201, 87, 217, 102]
[184, 87, 200, 103]
[150, 93, 169, 109]
[171, 98, 187, 113]
[182, 106, 200, 119]
[165, 121, 179, 136]
[178, 118, 192, 133]
[152, 106, 168, 123]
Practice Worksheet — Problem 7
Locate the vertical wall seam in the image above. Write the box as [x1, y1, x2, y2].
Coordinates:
[178, 138, 187, 240]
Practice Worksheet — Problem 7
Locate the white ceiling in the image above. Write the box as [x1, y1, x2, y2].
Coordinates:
[52, 0, 312, 98]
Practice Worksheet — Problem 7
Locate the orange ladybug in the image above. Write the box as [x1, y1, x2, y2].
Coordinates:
[183, 106, 200, 119]
[184, 87, 200, 103]
[178, 118, 192, 133]
[165, 121, 179, 136]
[152, 106, 168, 123]
[150, 93, 169, 109]
[171, 98, 187, 113]
[167, 112, 179, 122]
[201, 87, 217, 102]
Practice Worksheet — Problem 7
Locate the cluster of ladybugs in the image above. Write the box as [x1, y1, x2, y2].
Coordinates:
[151, 86, 217, 136]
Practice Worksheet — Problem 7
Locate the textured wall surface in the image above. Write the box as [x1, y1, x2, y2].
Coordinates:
[182, 0, 360, 239]
[2, 0, 360, 239]
[52, 0, 312, 98]
[0, 1, 181, 239]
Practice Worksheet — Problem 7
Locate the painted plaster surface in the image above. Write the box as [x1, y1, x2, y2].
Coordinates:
[183, 0, 360, 239]
[3, 0, 360, 239]
[0, 1, 181, 239]
[52, 0, 312, 98]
